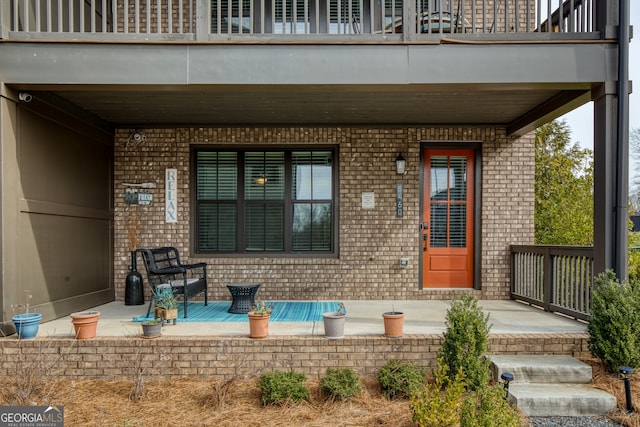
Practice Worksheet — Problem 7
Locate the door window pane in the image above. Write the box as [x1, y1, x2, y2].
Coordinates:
[430, 204, 447, 247]
[430, 156, 449, 200]
[450, 156, 467, 201]
[450, 204, 466, 247]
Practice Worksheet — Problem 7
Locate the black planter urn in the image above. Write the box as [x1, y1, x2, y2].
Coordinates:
[125, 250, 144, 305]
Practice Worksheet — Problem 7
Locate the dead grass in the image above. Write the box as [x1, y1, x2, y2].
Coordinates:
[30, 376, 413, 427]
[2, 358, 640, 426]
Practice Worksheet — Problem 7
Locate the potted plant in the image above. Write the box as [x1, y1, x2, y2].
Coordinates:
[248, 301, 273, 339]
[70, 310, 101, 339]
[322, 302, 346, 339]
[153, 286, 178, 325]
[382, 306, 404, 337]
[11, 290, 41, 340]
[141, 319, 162, 338]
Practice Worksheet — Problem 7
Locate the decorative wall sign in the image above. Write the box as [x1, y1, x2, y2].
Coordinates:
[166, 169, 177, 223]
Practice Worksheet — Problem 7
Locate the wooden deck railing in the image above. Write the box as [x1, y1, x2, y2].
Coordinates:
[2, 0, 597, 41]
[511, 245, 594, 321]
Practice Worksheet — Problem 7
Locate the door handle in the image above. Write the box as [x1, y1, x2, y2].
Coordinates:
[423, 234, 428, 251]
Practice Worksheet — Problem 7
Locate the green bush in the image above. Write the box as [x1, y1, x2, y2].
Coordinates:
[320, 368, 361, 401]
[438, 294, 492, 390]
[257, 371, 310, 405]
[460, 383, 522, 427]
[588, 270, 640, 372]
[630, 249, 640, 283]
[410, 360, 466, 427]
[377, 359, 426, 400]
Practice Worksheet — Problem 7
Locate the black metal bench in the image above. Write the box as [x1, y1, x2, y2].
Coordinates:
[139, 247, 208, 318]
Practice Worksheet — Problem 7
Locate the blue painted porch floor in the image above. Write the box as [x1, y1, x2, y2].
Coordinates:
[36, 300, 587, 338]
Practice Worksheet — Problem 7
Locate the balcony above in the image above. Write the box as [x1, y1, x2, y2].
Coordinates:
[3, 0, 601, 41]
[0, 0, 618, 134]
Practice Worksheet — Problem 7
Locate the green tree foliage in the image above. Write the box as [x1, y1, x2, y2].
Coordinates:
[535, 120, 594, 245]
[630, 229, 640, 282]
[630, 127, 640, 212]
[628, 128, 640, 281]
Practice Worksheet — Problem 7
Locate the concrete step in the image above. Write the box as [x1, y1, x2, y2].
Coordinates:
[507, 383, 617, 417]
[491, 355, 592, 384]
[489, 355, 618, 417]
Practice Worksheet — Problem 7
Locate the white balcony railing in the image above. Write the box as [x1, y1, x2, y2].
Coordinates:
[2, 0, 597, 40]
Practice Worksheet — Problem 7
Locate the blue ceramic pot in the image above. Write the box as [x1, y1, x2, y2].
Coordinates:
[12, 313, 42, 339]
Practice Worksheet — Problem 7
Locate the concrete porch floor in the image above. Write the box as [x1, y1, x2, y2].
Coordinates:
[36, 299, 587, 338]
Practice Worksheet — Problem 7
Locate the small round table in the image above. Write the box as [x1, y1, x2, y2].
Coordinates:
[227, 283, 261, 314]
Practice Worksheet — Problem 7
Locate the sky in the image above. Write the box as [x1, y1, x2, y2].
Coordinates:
[560, 4, 638, 170]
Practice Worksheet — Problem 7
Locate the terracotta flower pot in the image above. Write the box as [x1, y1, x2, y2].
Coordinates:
[382, 311, 404, 337]
[248, 311, 270, 338]
[70, 310, 100, 339]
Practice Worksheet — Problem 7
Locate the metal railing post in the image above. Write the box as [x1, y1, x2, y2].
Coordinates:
[543, 246, 553, 312]
[403, 0, 416, 41]
[0, 1, 11, 38]
[196, 0, 211, 40]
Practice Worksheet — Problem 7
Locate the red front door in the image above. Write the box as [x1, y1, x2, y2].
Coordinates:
[422, 149, 475, 288]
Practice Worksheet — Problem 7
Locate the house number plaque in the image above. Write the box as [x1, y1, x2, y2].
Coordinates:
[396, 182, 403, 218]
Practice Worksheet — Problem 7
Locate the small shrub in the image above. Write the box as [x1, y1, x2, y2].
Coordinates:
[320, 368, 361, 401]
[588, 270, 640, 372]
[410, 359, 466, 427]
[257, 371, 309, 405]
[460, 383, 522, 427]
[438, 294, 491, 390]
[377, 359, 426, 400]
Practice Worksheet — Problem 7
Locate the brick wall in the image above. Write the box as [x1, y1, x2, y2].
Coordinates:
[0, 334, 587, 381]
[114, 127, 534, 302]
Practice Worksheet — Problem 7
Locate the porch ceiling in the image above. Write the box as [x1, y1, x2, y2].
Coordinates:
[3, 41, 606, 135]
[30, 84, 590, 136]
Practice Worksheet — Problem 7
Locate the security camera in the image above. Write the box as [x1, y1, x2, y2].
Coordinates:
[18, 92, 33, 103]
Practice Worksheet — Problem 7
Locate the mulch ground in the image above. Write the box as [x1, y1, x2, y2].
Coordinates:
[2, 358, 640, 426]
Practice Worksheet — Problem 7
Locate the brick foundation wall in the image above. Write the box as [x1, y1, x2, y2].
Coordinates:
[0, 334, 587, 381]
[114, 127, 534, 302]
